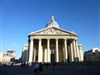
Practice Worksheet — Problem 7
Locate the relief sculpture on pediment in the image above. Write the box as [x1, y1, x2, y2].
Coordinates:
[36, 28, 68, 35]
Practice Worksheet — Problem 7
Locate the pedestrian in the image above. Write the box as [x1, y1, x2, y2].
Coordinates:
[26, 62, 28, 67]
[11, 62, 13, 66]
[34, 62, 39, 75]
[39, 62, 43, 75]
[52, 61, 56, 68]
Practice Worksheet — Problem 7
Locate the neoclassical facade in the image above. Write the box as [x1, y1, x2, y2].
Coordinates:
[26, 16, 83, 63]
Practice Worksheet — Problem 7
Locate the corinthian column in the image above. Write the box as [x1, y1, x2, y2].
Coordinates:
[44, 48, 47, 62]
[47, 39, 50, 62]
[78, 44, 83, 61]
[75, 40, 79, 61]
[73, 40, 77, 62]
[29, 38, 34, 63]
[70, 42, 74, 62]
[64, 39, 68, 62]
[56, 39, 59, 62]
[33, 48, 36, 62]
[38, 39, 43, 62]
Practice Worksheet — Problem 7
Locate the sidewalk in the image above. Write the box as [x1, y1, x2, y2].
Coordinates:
[0, 64, 100, 75]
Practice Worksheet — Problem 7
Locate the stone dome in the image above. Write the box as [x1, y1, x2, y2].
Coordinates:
[45, 16, 60, 28]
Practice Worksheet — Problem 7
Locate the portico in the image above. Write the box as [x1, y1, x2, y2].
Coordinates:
[27, 16, 83, 63]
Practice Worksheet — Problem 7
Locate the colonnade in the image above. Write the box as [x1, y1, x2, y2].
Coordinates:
[28, 38, 83, 63]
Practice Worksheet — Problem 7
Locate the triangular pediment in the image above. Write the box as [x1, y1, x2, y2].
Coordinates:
[29, 27, 77, 36]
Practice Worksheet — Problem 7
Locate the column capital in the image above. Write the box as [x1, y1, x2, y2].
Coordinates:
[73, 38, 77, 41]
[55, 38, 59, 40]
[72, 39, 77, 41]
[29, 37, 33, 40]
[38, 38, 42, 40]
[64, 38, 67, 40]
[28, 38, 33, 43]
[38, 38, 42, 41]
[47, 38, 50, 40]
[78, 44, 82, 47]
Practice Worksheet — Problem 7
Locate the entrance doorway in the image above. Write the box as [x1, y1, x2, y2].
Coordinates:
[51, 49, 55, 62]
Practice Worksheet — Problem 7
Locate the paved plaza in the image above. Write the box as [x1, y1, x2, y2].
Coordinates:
[0, 64, 100, 75]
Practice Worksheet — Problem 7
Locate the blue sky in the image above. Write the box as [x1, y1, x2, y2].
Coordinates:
[0, 0, 99, 59]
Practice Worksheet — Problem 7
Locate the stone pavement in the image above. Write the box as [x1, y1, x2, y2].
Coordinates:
[0, 64, 100, 75]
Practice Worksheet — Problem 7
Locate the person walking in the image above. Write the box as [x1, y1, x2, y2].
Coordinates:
[39, 62, 43, 75]
[34, 62, 40, 75]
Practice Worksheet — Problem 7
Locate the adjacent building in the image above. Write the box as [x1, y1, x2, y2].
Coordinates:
[22, 16, 83, 63]
[21, 44, 28, 62]
[6, 50, 16, 58]
[1, 49, 16, 64]
[84, 48, 100, 63]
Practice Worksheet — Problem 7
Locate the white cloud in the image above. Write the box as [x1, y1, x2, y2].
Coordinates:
[11, 43, 16, 46]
